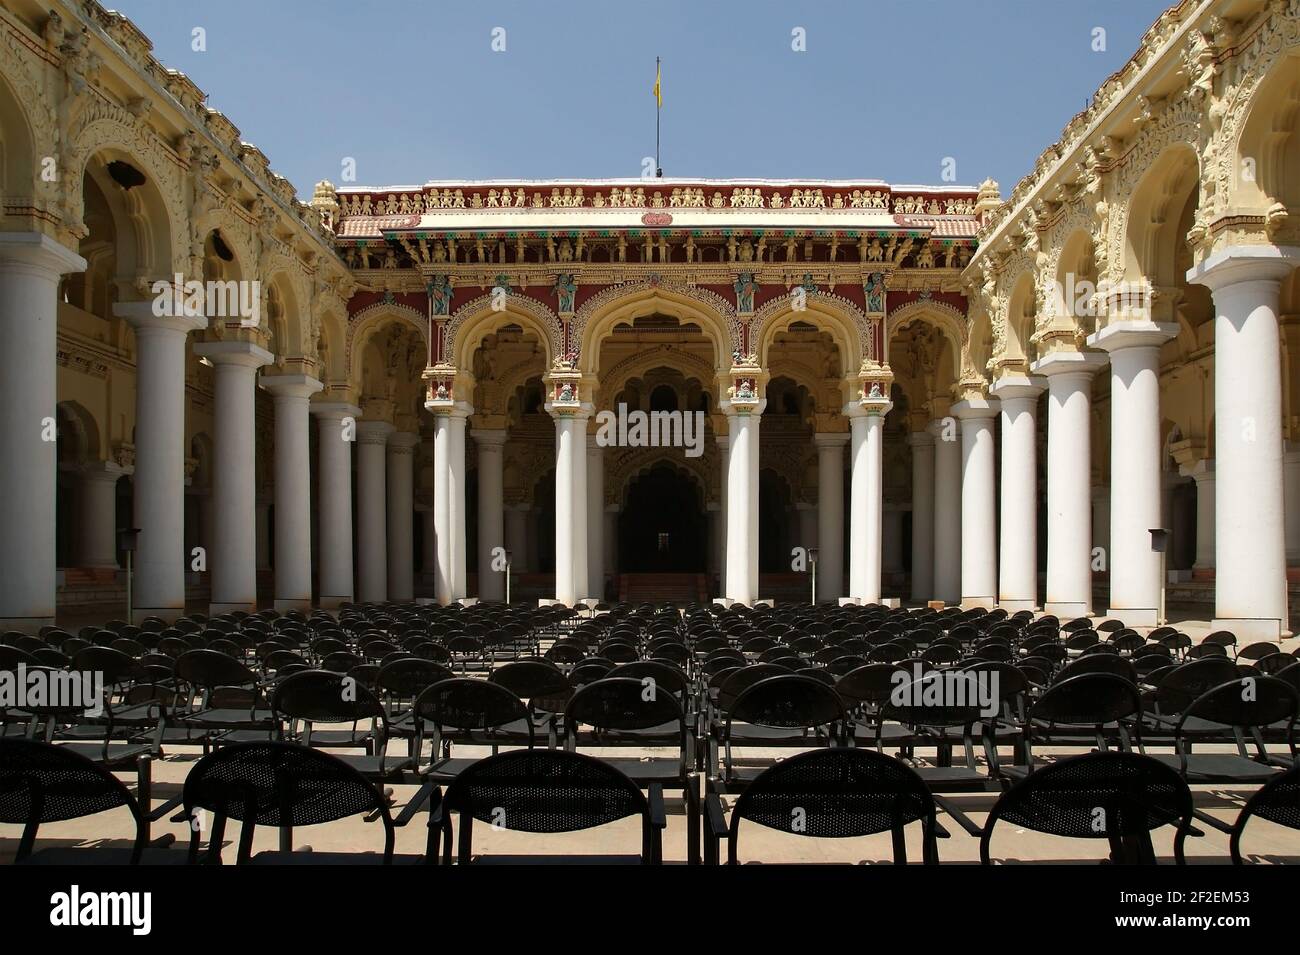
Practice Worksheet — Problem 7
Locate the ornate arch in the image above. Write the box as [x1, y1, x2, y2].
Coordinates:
[347, 302, 429, 386]
[598, 344, 717, 404]
[887, 298, 972, 385]
[445, 293, 562, 370]
[751, 289, 870, 371]
[64, 106, 185, 273]
[573, 280, 735, 373]
[606, 447, 712, 507]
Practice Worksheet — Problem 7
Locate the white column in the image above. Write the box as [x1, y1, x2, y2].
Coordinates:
[432, 414, 454, 604]
[814, 432, 847, 603]
[1285, 442, 1300, 564]
[550, 407, 592, 605]
[77, 462, 125, 568]
[312, 403, 360, 608]
[1089, 321, 1178, 626]
[115, 301, 204, 624]
[953, 397, 998, 609]
[717, 433, 730, 598]
[386, 431, 418, 602]
[846, 403, 889, 604]
[991, 375, 1044, 611]
[1030, 350, 1106, 618]
[192, 341, 273, 614]
[474, 428, 508, 601]
[420, 505, 436, 583]
[931, 417, 962, 605]
[724, 406, 763, 604]
[0, 235, 84, 629]
[587, 436, 605, 601]
[448, 410, 470, 600]
[1188, 246, 1300, 638]
[1180, 459, 1215, 570]
[909, 432, 935, 603]
[883, 509, 905, 575]
[355, 420, 393, 604]
[261, 375, 322, 610]
[505, 504, 529, 575]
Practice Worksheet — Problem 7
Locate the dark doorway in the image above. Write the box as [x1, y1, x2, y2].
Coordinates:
[618, 464, 705, 572]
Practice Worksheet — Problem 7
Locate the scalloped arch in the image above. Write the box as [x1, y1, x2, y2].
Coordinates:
[445, 293, 562, 370]
[573, 280, 735, 372]
[752, 289, 870, 370]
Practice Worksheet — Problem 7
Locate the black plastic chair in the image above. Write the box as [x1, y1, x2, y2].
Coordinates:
[439, 748, 664, 864]
[980, 750, 1194, 865]
[270, 669, 411, 779]
[0, 738, 185, 864]
[180, 740, 418, 864]
[705, 747, 938, 864]
[1226, 763, 1300, 864]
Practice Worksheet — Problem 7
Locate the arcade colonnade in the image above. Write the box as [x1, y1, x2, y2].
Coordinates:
[1, 232, 1296, 641]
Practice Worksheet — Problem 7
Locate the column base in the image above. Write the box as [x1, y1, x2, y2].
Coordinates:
[1106, 606, 1159, 628]
[960, 596, 996, 610]
[130, 606, 184, 626]
[0, 616, 54, 635]
[317, 594, 353, 610]
[273, 598, 313, 612]
[209, 601, 257, 615]
[997, 598, 1038, 612]
[1044, 601, 1090, 618]
[1211, 616, 1285, 641]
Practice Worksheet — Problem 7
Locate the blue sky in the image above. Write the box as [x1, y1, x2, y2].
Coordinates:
[113, 0, 1173, 196]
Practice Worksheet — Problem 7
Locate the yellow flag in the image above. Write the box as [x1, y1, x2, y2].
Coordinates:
[653, 61, 661, 108]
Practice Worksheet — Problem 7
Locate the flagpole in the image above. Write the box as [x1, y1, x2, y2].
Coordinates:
[655, 56, 662, 177]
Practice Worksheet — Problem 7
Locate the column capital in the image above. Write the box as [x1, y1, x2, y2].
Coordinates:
[193, 340, 274, 369]
[310, 401, 362, 420]
[720, 397, 767, 417]
[842, 400, 892, 419]
[114, 299, 206, 336]
[260, 373, 323, 400]
[1186, 244, 1300, 292]
[813, 431, 850, 449]
[1179, 457, 1215, 483]
[989, 373, 1046, 401]
[545, 400, 593, 420]
[1087, 320, 1178, 353]
[0, 231, 85, 275]
[1029, 349, 1107, 378]
[951, 397, 1000, 419]
[356, 420, 396, 445]
[470, 427, 509, 447]
[429, 399, 473, 419]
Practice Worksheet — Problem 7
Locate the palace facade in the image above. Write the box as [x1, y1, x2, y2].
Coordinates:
[3, 0, 1300, 638]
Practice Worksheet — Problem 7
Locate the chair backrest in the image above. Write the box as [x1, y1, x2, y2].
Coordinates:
[1229, 763, 1300, 864]
[1055, 652, 1137, 685]
[565, 677, 685, 737]
[614, 660, 691, 699]
[489, 660, 572, 700]
[728, 674, 846, 730]
[270, 668, 385, 724]
[0, 738, 144, 862]
[176, 648, 258, 691]
[374, 657, 454, 700]
[442, 748, 651, 862]
[413, 677, 530, 735]
[1153, 657, 1243, 714]
[717, 663, 793, 712]
[727, 747, 937, 864]
[1030, 673, 1143, 728]
[182, 740, 394, 864]
[981, 751, 1192, 864]
[1180, 676, 1299, 734]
